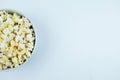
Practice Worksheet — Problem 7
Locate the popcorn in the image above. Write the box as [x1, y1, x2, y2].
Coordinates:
[15, 35, 22, 42]
[26, 34, 32, 41]
[0, 64, 2, 69]
[0, 38, 2, 43]
[1, 34, 10, 42]
[26, 52, 31, 57]
[10, 40, 15, 47]
[18, 43, 25, 50]
[13, 25, 19, 30]
[12, 57, 18, 63]
[0, 42, 7, 48]
[8, 33, 15, 40]
[6, 17, 14, 25]
[0, 58, 4, 63]
[3, 28, 10, 34]
[7, 49, 13, 57]
[2, 55, 9, 65]
[0, 10, 35, 70]
[27, 43, 34, 51]
[0, 17, 3, 22]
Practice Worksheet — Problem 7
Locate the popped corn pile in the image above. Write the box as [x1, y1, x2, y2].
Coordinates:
[0, 10, 35, 70]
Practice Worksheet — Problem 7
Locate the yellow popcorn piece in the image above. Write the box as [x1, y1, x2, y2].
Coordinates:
[26, 52, 31, 57]
[10, 40, 15, 47]
[0, 64, 2, 69]
[0, 38, 3, 43]
[2, 55, 9, 65]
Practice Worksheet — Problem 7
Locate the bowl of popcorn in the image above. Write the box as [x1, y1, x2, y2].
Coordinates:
[0, 10, 36, 70]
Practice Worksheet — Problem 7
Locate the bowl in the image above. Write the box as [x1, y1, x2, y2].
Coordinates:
[0, 9, 36, 70]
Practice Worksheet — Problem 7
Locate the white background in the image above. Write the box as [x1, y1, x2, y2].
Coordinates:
[0, 0, 120, 80]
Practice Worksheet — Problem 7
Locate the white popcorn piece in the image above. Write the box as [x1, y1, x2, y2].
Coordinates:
[15, 35, 22, 42]
[0, 17, 3, 22]
[12, 57, 18, 63]
[7, 49, 12, 57]
[18, 43, 25, 50]
[13, 13, 20, 23]
[0, 42, 7, 48]
[27, 43, 33, 51]
[1, 34, 10, 42]
[18, 19, 23, 24]
[6, 61, 12, 68]
[7, 25, 13, 32]
[0, 58, 4, 63]
[26, 34, 32, 41]
[0, 54, 3, 58]
[9, 33, 15, 40]
[3, 28, 10, 35]
[14, 63, 19, 67]
[26, 29, 31, 34]
[13, 25, 18, 31]
[6, 17, 14, 25]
